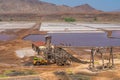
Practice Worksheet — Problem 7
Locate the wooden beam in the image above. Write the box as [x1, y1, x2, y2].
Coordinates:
[107, 31, 112, 38]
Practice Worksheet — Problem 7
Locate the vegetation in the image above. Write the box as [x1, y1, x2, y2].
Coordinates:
[0, 19, 2, 21]
[69, 74, 90, 80]
[0, 74, 7, 78]
[64, 17, 76, 22]
[94, 17, 97, 21]
[94, 61, 100, 65]
[0, 69, 37, 77]
[66, 69, 73, 75]
[10, 18, 13, 21]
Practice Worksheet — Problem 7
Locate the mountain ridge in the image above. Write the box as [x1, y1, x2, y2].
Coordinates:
[0, 0, 101, 14]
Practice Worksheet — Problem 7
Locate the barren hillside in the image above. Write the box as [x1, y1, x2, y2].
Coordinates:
[0, 0, 100, 14]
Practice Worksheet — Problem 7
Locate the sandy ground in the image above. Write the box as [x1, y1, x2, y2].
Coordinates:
[0, 22, 120, 80]
[0, 38, 120, 80]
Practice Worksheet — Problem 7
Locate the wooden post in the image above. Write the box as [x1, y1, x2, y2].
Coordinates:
[110, 47, 114, 67]
[101, 52, 104, 69]
[107, 31, 112, 38]
[109, 52, 111, 66]
[45, 35, 51, 48]
[92, 48, 95, 69]
[89, 48, 93, 68]
[107, 47, 111, 68]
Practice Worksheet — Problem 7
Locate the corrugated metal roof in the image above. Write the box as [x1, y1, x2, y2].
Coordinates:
[32, 41, 45, 47]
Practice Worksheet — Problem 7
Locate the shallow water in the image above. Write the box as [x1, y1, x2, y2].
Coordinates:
[112, 31, 120, 38]
[24, 31, 120, 47]
[0, 34, 16, 41]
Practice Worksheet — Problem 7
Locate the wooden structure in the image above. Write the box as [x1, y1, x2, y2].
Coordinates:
[89, 47, 114, 70]
[107, 31, 112, 38]
[32, 35, 115, 67]
[32, 35, 72, 66]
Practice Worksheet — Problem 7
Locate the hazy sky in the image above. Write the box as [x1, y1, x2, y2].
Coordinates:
[40, 0, 120, 11]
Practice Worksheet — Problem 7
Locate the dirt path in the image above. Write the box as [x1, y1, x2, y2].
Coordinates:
[17, 22, 41, 39]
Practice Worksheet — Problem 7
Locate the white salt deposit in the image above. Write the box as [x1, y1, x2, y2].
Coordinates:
[15, 47, 36, 58]
[40, 22, 120, 33]
[0, 22, 36, 32]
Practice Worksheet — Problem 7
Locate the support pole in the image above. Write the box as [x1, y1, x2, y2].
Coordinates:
[93, 49, 95, 68]
[107, 47, 111, 68]
[109, 52, 111, 66]
[110, 47, 114, 68]
[91, 48, 95, 69]
[101, 52, 104, 69]
[89, 48, 93, 68]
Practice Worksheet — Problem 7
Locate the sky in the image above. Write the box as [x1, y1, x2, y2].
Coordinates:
[40, 0, 120, 11]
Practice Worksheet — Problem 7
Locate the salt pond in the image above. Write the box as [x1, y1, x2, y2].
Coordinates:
[24, 31, 120, 47]
[0, 22, 36, 41]
[0, 34, 15, 41]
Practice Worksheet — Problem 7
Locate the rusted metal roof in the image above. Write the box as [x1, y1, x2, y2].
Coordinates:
[32, 41, 45, 47]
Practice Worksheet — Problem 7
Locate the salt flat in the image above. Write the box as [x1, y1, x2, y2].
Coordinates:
[79, 23, 120, 30]
[0, 22, 36, 32]
[40, 22, 120, 33]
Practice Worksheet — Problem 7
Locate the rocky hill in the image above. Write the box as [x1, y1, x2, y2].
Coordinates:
[0, 0, 101, 14]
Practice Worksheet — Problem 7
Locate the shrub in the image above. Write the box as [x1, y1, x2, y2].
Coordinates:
[64, 17, 76, 22]
[10, 18, 13, 21]
[3, 70, 37, 77]
[0, 19, 2, 21]
[94, 17, 97, 21]
[69, 74, 90, 80]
